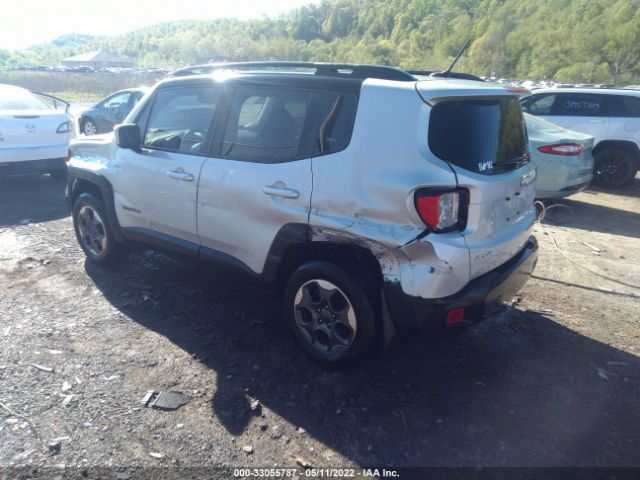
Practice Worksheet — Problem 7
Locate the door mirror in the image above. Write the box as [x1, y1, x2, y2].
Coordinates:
[115, 124, 141, 151]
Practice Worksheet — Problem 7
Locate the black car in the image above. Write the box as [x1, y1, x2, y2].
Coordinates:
[79, 88, 147, 136]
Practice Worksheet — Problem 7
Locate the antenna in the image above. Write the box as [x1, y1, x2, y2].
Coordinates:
[432, 38, 472, 78]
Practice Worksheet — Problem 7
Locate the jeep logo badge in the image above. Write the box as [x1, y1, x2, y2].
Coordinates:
[25, 124, 36, 133]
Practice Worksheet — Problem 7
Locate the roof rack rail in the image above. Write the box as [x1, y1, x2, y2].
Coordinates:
[168, 61, 417, 82]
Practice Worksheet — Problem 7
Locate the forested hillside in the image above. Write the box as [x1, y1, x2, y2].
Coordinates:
[2, 0, 639, 83]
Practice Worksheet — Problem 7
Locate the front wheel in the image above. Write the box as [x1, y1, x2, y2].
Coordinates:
[283, 261, 378, 367]
[82, 119, 98, 136]
[72, 193, 123, 265]
[593, 149, 638, 188]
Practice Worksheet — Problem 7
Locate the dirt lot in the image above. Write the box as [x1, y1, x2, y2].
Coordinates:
[0, 174, 639, 476]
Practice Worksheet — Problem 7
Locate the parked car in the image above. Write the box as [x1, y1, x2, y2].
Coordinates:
[525, 113, 594, 199]
[0, 84, 74, 179]
[67, 62, 538, 366]
[78, 88, 147, 136]
[521, 88, 640, 188]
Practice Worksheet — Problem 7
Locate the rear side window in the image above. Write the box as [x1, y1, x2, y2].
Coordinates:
[220, 87, 357, 163]
[222, 87, 313, 163]
[429, 97, 528, 175]
[313, 93, 357, 156]
[143, 87, 219, 155]
[608, 95, 640, 117]
[558, 93, 606, 116]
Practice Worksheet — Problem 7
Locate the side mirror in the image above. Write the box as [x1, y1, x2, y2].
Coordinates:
[115, 124, 141, 151]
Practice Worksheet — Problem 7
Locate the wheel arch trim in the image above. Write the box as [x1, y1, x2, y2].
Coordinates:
[67, 167, 125, 242]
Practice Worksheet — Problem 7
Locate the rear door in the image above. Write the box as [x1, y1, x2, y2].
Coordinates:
[427, 96, 536, 279]
[113, 85, 220, 245]
[606, 94, 640, 143]
[523, 92, 609, 143]
[197, 85, 314, 275]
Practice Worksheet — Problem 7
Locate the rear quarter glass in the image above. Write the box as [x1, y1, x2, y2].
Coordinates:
[428, 97, 528, 175]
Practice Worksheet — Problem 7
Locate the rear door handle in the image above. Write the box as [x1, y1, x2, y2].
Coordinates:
[263, 185, 299, 199]
[167, 170, 195, 182]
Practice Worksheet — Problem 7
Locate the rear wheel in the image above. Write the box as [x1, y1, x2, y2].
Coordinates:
[82, 119, 98, 136]
[593, 148, 638, 188]
[283, 261, 377, 367]
[72, 193, 123, 265]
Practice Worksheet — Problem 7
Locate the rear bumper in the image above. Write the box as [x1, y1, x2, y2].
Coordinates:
[0, 143, 69, 163]
[0, 157, 67, 176]
[383, 236, 538, 339]
[536, 179, 592, 199]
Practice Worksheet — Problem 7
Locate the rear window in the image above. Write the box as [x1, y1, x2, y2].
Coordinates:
[0, 87, 51, 110]
[429, 97, 529, 175]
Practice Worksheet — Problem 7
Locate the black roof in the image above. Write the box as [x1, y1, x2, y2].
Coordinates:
[169, 61, 417, 82]
[158, 71, 364, 95]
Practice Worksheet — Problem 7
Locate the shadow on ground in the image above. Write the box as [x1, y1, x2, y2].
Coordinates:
[586, 175, 640, 199]
[87, 251, 640, 467]
[541, 197, 640, 239]
[0, 174, 68, 227]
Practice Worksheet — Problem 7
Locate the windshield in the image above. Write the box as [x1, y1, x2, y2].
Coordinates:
[0, 86, 52, 110]
[428, 96, 529, 175]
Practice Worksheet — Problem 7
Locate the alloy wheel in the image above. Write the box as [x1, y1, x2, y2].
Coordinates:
[595, 152, 632, 187]
[77, 205, 107, 257]
[293, 279, 357, 354]
[83, 121, 97, 136]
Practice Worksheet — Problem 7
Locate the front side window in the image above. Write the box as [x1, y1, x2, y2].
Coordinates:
[143, 87, 219, 155]
[103, 92, 131, 108]
[130, 91, 144, 107]
[221, 87, 313, 163]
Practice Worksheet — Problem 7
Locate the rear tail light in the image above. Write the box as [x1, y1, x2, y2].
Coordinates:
[414, 188, 468, 233]
[56, 120, 74, 134]
[537, 143, 584, 156]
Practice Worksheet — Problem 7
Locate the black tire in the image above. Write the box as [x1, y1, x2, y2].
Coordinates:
[82, 119, 98, 136]
[283, 261, 378, 367]
[72, 193, 123, 265]
[593, 148, 638, 188]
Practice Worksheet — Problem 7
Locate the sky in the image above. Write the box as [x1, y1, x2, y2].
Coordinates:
[1, 0, 319, 50]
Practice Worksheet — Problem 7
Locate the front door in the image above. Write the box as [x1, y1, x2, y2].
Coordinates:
[113, 85, 221, 246]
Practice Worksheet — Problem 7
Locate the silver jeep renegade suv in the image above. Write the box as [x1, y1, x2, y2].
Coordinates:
[67, 62, 538, 366]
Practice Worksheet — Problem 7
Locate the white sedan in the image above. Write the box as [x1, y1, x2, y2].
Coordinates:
[0, 84, 75, 179]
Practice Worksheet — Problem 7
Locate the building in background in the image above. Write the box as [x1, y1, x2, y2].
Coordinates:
[61, 51, 134, 69]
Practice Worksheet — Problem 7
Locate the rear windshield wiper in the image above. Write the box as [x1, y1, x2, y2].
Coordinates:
[491, 156, 529, 172]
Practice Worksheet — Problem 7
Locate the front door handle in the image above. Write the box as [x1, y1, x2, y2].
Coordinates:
[167, 170, 195, 182]
[263, 185, 299, 199]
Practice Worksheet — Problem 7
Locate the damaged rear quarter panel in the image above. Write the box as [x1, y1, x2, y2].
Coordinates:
[309, 80, 471, 299]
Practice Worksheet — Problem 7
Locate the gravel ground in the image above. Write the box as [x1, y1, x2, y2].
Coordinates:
[0, 174, 639, 478]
